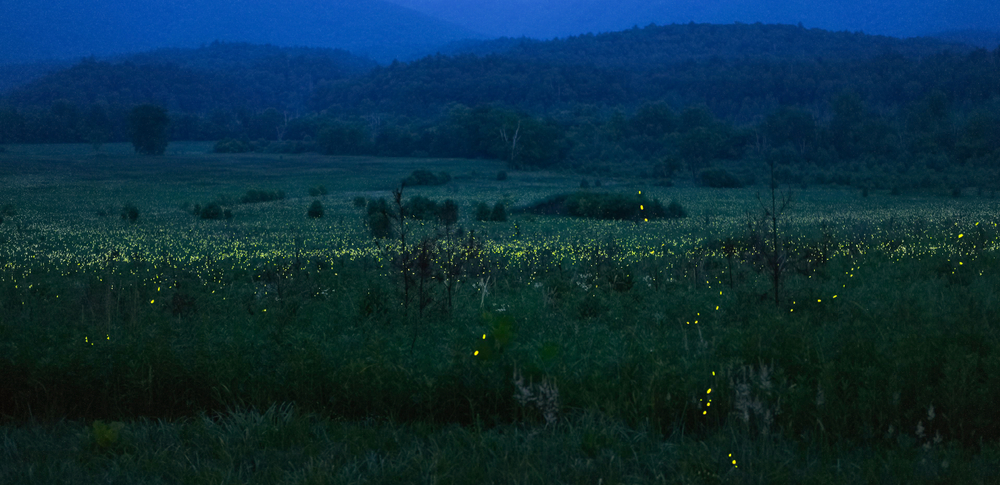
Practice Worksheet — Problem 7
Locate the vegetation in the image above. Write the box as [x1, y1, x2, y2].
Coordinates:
[127, 104, 169, 155]
[401, 169, 451, 187]
[2, 20, 1000, 482]
[306, 200, 324, 219]
[3, 25, 998, 191]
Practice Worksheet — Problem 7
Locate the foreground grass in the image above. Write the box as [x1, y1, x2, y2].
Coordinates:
[4, 407, 999, 485]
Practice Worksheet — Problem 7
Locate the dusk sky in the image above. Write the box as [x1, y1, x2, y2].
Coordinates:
[0, 0, 997, 63]
[384, 0, 1000, 39]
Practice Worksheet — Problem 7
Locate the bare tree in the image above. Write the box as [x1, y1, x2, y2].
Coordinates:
[499, 120, 522, 170]
[751, 157, 794, 307]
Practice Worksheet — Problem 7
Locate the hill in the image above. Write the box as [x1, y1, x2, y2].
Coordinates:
[3, 23, 999, 186]
[0, 0, 482, 65]
[0, 43, 377, 143]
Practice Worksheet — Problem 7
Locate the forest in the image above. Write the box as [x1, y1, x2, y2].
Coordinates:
[2, 23, 1000, 193]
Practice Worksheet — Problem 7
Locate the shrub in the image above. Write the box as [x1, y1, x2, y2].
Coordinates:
[307, 200, 324, 219]
[402, 170, 451, 187]
[664, 199, 687, 219]
[120, 204, 139, 223]
[523, 192, 677, 221]
[474, 202, 491, 221]
[699, 168, 744, 188]
[353, 196, 367, 208]
[366, 198, 394, 239]
[491, 202, 507, 222]
[199, 202, 224, 220]
[404, 196, 439, 220]
[594, 179, 602, 188]
[580, 178, 590, 188]
[439, 199, 459, 226]
[213, 138, 251, 153]
[308, 185, 329, 197]
[240, 189, 285, 204]
[497, 171, 508, 181]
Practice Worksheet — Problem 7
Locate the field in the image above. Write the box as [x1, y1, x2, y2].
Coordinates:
[2, 143, 1000, 484]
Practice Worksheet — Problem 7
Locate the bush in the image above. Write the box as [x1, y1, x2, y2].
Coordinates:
[120, 204, 139, 223]
[664, 199, 687, 219]
[403, 196, 439, 220]
[308, 185, 328, 197]
[439, 199, 459, 226]
[213, 138, 251, 153]
[491, 202, 507, 222]
[699, 168, 744, 188]
[353, 196, 367, 208]
[240, 189, 285, 204]
[402, 170, 451, 187]
[366, 198, 394, 239]
[474, 202, 491, 221]
[523, 192, 676, 221]
[307, 200, 324, 219]
[199, 202, 225, 220]
[580, 178, 590, 188]
[497, 171, 508, 181]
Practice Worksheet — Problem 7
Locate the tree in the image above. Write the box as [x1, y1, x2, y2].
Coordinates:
[129, 104, 170, 155]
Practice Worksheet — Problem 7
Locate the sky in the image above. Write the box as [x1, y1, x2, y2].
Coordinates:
[0, 0, 997, 64]
[385, 0, 1000, 39]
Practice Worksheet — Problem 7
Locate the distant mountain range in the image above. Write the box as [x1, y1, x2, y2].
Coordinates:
[385, 0, 1000, 41]
[0, 0, 482, 65]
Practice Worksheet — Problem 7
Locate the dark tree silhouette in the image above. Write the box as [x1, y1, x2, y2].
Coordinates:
[129, 104, 169, 155]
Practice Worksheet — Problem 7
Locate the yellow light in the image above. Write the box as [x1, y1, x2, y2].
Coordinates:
[703, 411, 707, 415]
[482, 334, 486, 339]
[474, 351, 479, 356]
[707, 388, 712, 394]
[959, 234, 964, 238]
[150, 299, 154, 304]
[640, 205, 644, 210]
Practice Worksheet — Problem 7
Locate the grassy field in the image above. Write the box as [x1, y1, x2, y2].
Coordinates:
[2, 143, 1000, 483]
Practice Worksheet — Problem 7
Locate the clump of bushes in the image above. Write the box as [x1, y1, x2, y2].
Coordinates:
[497, 171, 508, 181]
[193, 202, 233, 220]
[402, 170, 451, 187]
[699, 168, 744, 188]
[521, 191, 685, 221]
[307, 200, 324, 219]
[308, 185, 328, 197]
[240, 189, 285, 204]
[474, 201, 507, 222]
[120, 204, 139, 223]
[403, 196, 461, 224]
[214, 138, 318, 154]
[352, 196, 367, 208]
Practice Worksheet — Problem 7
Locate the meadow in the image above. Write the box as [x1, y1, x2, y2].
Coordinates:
[2, 143, 999, 484]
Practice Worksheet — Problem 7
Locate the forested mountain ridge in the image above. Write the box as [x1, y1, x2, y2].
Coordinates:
[314, 23, 996, 118]
[2, 22, 999, 193]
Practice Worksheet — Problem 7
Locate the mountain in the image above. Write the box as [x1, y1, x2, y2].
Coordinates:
[0, 60, 75, 95]
[384, 0, 1000, 40]
[0, 0, 483, 64]
[3, 43, 376, 115]
[930, 30, 1000, 49]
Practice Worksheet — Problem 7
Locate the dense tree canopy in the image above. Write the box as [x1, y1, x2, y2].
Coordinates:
[2, 24, 1000, 185]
